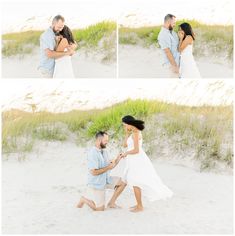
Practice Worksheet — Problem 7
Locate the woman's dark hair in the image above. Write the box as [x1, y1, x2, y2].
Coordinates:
[122, 115, 145, 131]
[60, 25, 75, 44]
[179, 22, 195, 40]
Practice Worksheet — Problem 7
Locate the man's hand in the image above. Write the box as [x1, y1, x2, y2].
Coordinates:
[171, 65, 179, 74]
[66, 48, 75, 56]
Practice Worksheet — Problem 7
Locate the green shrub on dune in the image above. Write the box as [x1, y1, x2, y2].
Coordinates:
[74, 21, 116, 48]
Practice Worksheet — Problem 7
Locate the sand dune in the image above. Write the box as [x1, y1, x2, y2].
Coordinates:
[119, 45, 233, 78]
[1, 79, 233, 114]
[2, 140, 233, 234]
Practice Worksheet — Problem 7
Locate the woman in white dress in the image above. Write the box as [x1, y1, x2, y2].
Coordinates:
[120, 115, 173, 212]
[178, 22, 201, 78]
[53, 25, 77, 78]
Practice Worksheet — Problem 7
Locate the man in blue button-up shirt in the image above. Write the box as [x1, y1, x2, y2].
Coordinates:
[38, 15, 75, 78]
[77, 131, 126, 211]
[158, 14, 180, 78]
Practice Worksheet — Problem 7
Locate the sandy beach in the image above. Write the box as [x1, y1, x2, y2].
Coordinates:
[119, 45, 233, 78]
[2, 48, 116, 78]
[2, 138, 233, 234]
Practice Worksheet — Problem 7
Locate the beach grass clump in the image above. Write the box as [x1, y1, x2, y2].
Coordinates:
[161, 105, 233, 170]
[32, 124, 67, 141]
[74, 21, 116, 48]
[87, 99, 168, 137]
[119, 26, 161, 47]
[2, 100, 233, 170]
[2, 31, 42, 57]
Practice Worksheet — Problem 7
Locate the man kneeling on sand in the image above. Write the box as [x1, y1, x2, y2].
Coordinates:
[77, 131, 126, 211]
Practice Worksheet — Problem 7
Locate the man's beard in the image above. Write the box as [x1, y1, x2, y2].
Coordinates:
[100, 143, 107, 149]
[169, 25, 173, 31]
[52, 27, 60, 34]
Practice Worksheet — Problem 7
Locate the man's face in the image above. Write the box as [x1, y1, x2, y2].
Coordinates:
[100, 134, 109, 149]
[52, 19, 64, 33]
[168, 17, 176, 31]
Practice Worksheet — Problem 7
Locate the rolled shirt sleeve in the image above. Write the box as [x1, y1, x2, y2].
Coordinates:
[40, 34, 55, 51]
[158, 32, 171, 50]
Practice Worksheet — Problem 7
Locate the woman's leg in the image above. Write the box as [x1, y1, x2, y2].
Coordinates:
[131, 186, 144, 212]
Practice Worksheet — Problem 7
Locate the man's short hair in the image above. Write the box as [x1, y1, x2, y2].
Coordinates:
[164, 14, 176, 23]
[52, 15, 65, 23]
[95, 131, 108, 139]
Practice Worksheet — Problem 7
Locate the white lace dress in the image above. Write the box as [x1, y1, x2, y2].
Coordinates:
[122, 133, 173, 201]
[180, 44, 201, 78]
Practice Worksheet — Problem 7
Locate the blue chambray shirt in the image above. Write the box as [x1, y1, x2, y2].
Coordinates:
[87, 147, 112, 190]
[158, 27, 180, 66]
[38, 27, 56, 74]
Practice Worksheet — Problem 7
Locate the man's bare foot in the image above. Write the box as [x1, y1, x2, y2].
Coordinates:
[76, 197, 85, 208]
[107, 203, 122, 209]
[130, 206, 143, 212]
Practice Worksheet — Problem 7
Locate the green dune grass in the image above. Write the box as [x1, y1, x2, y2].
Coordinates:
[2, 99, 233, 170]
[119, 20, 233, 60]
[2, 21, 116, 57]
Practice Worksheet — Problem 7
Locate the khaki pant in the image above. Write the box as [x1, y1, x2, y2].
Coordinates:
[85, 176, 120, 208]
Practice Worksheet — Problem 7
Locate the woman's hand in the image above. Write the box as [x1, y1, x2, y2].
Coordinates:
[124, 126, 131, 135]
[178, 31, 184, 40]
[69, 43, 78, 50]
[120, 152, 128, 158]
[55, 35, 63, 42]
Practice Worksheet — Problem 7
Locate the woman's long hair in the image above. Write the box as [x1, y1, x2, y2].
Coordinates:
[122, 115, 145, 131]
[179, 22, 195, 40]
[60, 25, 75, 44]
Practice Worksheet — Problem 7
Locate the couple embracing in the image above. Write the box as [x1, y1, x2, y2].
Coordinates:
[38, 15, 76, 78]
[158, 14, 201, 78]
[77, 115, 173, 213]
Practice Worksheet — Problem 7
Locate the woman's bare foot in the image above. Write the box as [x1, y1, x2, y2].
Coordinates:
[76, 197, 85, 208]
[129, 205, 137, 209]
[107, 203, 122, 209]
[130, 205, 143, 212]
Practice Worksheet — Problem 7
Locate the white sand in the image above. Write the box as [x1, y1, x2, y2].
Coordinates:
[2, 140, 233, 234]
[2, 50, 116, 78]
[119, 45, 233, 78]
[2, 45, 233, 79]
